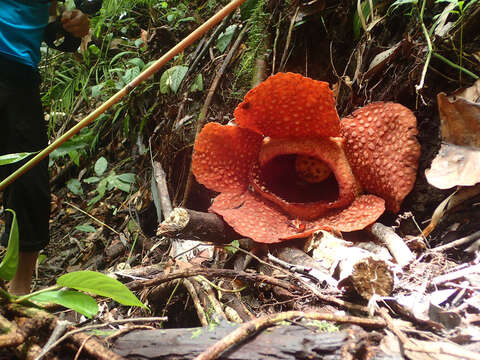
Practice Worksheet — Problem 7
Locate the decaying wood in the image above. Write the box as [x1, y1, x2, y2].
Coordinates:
[338, 253, 394, 300]
[272, 246, 338, 286]
[432, 263, 480, 286]
[3, 304, 126, 360]
[370, 223, 414, 267]
[0, 313, 25, 348]
[126, 267, 300, 294]
[157, 208, 238, 243]
[432, 230, 480, 252]
[153, 161, 173, 219]
[195, 311, 385, 360]
[112, 315, 388, 360]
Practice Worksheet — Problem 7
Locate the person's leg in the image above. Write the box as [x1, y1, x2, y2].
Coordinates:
[0, 74, 50, 295]
[8, 251, 39, 295]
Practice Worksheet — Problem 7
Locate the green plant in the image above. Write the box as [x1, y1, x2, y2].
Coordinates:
[160, 65, 189, 94]
[233, 0, 269, 96]
[67, 156, 136, 206]
[0, 209, 145, 318]
[0, 152, 37, 166]
[386, 0, 478, 91]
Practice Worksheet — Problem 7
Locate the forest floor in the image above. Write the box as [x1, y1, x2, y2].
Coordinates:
[1, 0, 480, 359]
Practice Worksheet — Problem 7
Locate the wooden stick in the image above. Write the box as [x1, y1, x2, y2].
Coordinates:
[0, 0, 246, 192]
[370, 223, 414, 267]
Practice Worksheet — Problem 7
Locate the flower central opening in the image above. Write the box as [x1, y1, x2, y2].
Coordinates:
[253, 154, 339, 204]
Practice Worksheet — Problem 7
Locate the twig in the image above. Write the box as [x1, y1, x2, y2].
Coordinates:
[198, 277, 229, 321]
[187, 14, 234, 79]
[415, 0, 433, 93]
[152, 161, 173, 218]
[127, 267, 299, 294]
[271, 15, 282, 75]
[432, 263, 480, 286]
[73, 334, 94, 360]
[183, 279, 209, 326]
[194, 310, 386, 360]
[65, 201, 120, 235]
[433, 230, 480, 252]
[182, 24, 250, 205]
[36, 320, 69, 360]
[195, 275, 246, 293]
[279, 6, 299, 72]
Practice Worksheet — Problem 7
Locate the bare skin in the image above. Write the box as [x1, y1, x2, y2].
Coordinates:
[8, 251, 39, 295]
[7, 4, 90, 296]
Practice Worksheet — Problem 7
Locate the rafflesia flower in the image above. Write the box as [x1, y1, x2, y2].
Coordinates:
[192, 73, 420, 243]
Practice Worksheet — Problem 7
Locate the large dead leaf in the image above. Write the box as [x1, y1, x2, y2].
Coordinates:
[425, 143, 480, 189]
[426, 79, 480, 189]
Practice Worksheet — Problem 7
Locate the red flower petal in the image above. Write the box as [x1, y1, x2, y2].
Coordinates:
[340, 102, 420, 213]
[281, 195, 386, 240]
[210, 192, 385, 244]
[192, 123, 263, 193]
[251, 137, 360, 220]
[234, 73, 340, 138]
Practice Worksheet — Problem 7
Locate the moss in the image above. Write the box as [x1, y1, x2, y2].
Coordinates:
[232, 0, 269, 98]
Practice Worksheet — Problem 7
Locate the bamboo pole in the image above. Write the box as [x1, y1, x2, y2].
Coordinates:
[0, 0, 245, 192]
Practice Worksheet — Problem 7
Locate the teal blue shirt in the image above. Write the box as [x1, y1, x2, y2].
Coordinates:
[0, 0, 50, 69]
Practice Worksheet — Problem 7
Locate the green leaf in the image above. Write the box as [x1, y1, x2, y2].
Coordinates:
[190, 73, 203, 92]
[57, 271, 145, 307]
[75, 224, 96, 233]
[177, 16, 195, 24]
[127, 57, 145, 69]
[0, 209, 19, 281]
[67, 179, 84, 196]
[50, 128, 93, 160]
[0, 152, 35, 166]
[160, 65, 188, 94]
[116, 173, 136, 184]
[387, 0, 418, 14]
[224, 239, 239, 254]
[94, 157, 108, 176]
[216, 25, 237, 53]
[88, 178, 108, 206]
[29, 290, 98, 318]
[68, 149, 80, 166]
[37, 254, 47, 266]
[353, 0, 383, 39]
[83, 176, 100, 184]
[91, 83, 104, 98]
[121, 67, 141, 85]
[110, 176, 131, 192]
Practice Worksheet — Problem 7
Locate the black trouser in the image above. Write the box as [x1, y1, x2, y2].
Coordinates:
[0, 55, 50, 252]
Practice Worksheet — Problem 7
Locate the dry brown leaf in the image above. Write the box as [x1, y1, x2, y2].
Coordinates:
[364, 41, 404, 79]
[426, 79, 480, 189]
[438, 91, 480, 147]
[425, 143, 480, 189]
